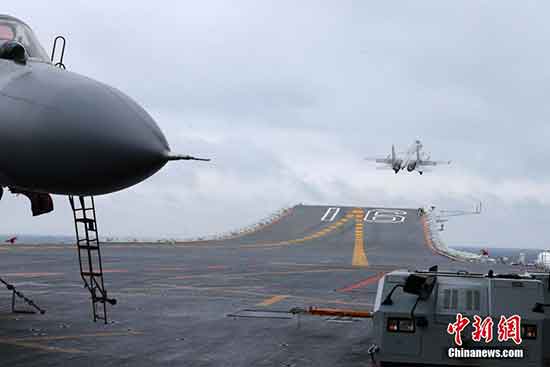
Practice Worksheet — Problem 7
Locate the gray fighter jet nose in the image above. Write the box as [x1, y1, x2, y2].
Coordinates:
[0, 62, 173, 195]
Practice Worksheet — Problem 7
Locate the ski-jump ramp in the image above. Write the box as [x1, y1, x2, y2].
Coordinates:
[195, 204, 463, 270]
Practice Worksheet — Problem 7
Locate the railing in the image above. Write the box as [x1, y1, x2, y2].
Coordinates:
[423, 207, 482, 262]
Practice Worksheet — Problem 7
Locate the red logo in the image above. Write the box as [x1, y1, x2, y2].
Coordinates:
[447, 313, 470, 346]
[497, 315, 522, 345]
[447, 314, 522, 346]
[472, 315, 494, 343]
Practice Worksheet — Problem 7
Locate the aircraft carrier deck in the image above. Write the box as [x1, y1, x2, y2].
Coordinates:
[0, 205, 512, 366]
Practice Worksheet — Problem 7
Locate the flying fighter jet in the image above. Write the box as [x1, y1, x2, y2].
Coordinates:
[365, 140, 450, 175]
[0, 14, 208, 215]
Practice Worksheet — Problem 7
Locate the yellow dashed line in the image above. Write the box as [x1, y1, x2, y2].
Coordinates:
[239, 208, 360, 249]
[256, 295, 289, 306]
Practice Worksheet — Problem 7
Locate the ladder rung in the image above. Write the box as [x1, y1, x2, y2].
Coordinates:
[79, 229, 97, 233]
[76, 218, 96, 223]
[78, 238, 98, 243]
[94, 297, 117, 305]
[81, 272, 103, 277]
[76, 228, 97, 233]
[78, 245, 99, 250]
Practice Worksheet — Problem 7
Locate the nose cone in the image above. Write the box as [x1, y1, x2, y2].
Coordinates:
[0, 62, 172, 195]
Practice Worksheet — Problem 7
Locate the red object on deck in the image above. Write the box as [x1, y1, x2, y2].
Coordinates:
[306, 307, 373, 318]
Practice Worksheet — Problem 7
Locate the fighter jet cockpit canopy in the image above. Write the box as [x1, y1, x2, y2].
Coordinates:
[0, 15, 49, 62]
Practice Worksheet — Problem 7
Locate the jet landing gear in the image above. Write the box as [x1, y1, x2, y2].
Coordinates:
[69, 196, 116, 324]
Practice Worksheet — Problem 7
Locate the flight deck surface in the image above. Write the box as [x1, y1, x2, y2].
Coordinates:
[0, 205, 511, 366]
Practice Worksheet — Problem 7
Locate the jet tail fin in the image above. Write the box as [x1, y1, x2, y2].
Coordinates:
[9, 188, 54, 216]
[391, 145, 396, 162]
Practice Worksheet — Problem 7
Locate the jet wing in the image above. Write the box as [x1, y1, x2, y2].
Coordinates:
[364, 158, 392, 164]
[418, 160, 451, 166]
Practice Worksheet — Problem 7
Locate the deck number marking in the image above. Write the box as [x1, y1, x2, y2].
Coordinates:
[321, 207, 341, 222]
[364, 209, 407, 223]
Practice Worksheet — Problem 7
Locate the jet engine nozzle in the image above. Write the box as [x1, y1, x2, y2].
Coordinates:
[392, 159, 403, 173]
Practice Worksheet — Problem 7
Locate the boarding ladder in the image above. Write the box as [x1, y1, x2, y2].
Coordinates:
[69, 196, 116, 323]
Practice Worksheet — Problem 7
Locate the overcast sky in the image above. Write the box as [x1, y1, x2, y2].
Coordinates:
[2, 1, 550, 248]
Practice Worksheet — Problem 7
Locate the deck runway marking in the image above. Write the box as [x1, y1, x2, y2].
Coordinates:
[256, 295, 289, 306]
[0, 341, 83, 354]
[121, 284, 374, 307]
[352, 209, 369, 267]
[2, 272, 63, 277]
[364, 209, 407, 223]
[321, 207, 341, 221]
[170, 285, 373, 307]
[337, 272, 387, 292]
[240, 209, 357, 248]
[174, 268, 357, 280]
